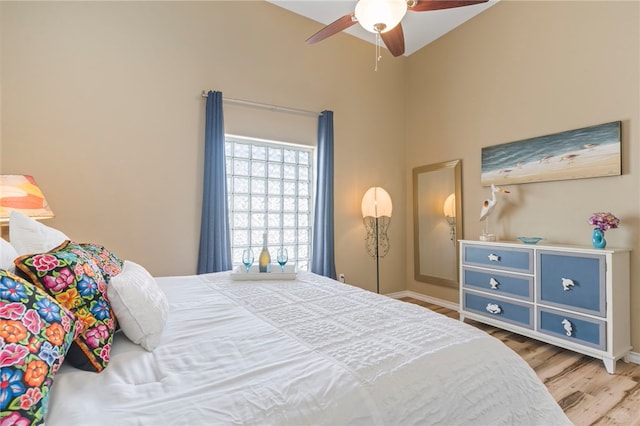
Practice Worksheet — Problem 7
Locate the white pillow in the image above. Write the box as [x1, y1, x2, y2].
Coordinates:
[107, 260, 169, 351]
[0, 237, 19, 273]
[9, 210, 69, 256]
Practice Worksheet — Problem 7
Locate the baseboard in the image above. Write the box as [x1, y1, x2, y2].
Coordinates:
[387, 291, 640, 366]
[626, 351, 640, 365]
[386, 290, 460, 312]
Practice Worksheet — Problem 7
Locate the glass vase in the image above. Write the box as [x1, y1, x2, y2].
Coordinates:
[592, 228, 606, 249]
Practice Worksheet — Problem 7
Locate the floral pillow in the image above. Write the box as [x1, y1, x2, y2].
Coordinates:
[79, 242, 124, 282]
[14, 241, 116, 373]
[0, 268, 77, 425]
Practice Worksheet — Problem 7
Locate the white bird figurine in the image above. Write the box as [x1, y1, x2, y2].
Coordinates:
[480, 184, 510, 221]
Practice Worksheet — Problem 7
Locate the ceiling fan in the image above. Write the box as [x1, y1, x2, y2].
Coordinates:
[306, 0, 489, 57]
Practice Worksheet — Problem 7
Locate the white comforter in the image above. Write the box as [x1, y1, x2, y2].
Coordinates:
[46, 272, 570, 425]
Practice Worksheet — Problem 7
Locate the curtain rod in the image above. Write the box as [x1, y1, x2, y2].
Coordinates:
[201, 91, 321, 117]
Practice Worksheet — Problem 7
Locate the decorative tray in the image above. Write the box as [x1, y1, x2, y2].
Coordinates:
[230, 265, 297, 281]
[517, 237, 544, 245]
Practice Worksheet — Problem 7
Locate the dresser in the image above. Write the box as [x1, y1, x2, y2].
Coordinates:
[459, 240, 631, 374]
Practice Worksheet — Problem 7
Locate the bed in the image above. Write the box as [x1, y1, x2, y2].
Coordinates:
[44, 271, 568, 425]
[1, 212, 569, 425]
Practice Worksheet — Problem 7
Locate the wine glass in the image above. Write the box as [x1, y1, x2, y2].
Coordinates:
[242, 248, 254, 273]
[276, 248, 288, 272]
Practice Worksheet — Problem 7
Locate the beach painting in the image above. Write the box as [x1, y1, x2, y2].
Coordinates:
[481, 121, 621, 186]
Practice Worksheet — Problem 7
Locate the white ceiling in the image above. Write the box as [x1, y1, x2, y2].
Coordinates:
[267, 0, 498, 56]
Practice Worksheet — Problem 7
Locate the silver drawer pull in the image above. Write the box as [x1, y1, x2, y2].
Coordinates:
[561, 278, 575, 291]
[489, 278, 500, 290]
[562, 319, 573, 336]
[486, 303, 502, 314]
[488, 253, 500, 262]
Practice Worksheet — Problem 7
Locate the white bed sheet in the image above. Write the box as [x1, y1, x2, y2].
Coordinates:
[46, 272, 570, 425]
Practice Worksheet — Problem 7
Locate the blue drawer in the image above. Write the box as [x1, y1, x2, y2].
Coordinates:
[463, 291, 533, 329]
[462, 267, 533, 301]
[537, 251, 605, 317]
[462, 245, 533, 274]
[538, 307, 605, 350]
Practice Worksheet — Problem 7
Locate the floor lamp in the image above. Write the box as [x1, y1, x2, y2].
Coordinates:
[443, 192, 456, 243]
[361, 187, 392, 294]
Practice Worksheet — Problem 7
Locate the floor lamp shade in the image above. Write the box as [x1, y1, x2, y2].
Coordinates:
[443, 193, 456, 241]
[443, 193, 456, 219]
[361, 187, 393, 218]
[0, 175, 55, 222]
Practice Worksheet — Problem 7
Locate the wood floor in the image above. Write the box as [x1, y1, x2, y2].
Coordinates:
[402, 297, 640, 426]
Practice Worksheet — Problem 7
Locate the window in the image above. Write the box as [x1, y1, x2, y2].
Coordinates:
[225, 135, 313, 271]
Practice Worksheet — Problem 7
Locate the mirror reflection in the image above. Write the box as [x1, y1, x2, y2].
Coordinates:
[413, 160, 463, 288]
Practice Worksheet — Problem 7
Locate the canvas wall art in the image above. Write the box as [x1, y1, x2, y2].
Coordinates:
[481, 121, 621, 186]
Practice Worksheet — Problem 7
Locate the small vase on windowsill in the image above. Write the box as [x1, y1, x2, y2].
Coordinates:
[592, 228, 606, 249]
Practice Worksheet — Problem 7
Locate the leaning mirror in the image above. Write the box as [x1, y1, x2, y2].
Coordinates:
[413, 160, 463, 288]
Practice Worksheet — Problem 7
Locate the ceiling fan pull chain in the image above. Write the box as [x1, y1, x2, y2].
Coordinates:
[374, 32, 382, 71]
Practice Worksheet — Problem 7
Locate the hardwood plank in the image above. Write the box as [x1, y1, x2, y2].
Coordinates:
[400, 298, 640, 426]
[548, 360, 637, 424]
[593, 379, 640, 425]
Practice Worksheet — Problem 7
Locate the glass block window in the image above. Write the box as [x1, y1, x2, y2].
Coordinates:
[225, 135, 314, 271]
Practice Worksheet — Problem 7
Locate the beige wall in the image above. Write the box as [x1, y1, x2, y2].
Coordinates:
[405, 1, 640, 348]
[0, 1, 408, 294]
[2, 1, 640, 350]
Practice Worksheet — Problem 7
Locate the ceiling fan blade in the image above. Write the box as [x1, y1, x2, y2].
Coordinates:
[380, 24, 405, 57]
[306, 14, 357, 44]
[409, 0, 489, 12]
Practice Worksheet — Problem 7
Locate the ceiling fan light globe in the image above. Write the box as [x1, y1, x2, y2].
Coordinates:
[355, 0, 408, 33]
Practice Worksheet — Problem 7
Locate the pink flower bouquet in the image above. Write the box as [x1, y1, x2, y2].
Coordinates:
[588, 212, 620, 232]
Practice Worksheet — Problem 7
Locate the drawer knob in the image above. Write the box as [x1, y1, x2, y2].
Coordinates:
[561, 278, 575, 291]
[486, 303, 502, 314]
[562, 318, 573, 336]
[489, 278, 500, 290]
[488, 253, 500, 262]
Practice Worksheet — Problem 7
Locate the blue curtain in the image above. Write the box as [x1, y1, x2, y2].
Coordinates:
[197, 91, 232, 273]
[311, 110, 337, 279]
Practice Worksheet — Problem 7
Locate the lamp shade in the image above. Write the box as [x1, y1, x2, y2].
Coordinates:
[361, 187, 392, 218]
[443, 193, 456, 218]
[0, 175, 54, 222]
[355, 0, 407, 33]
